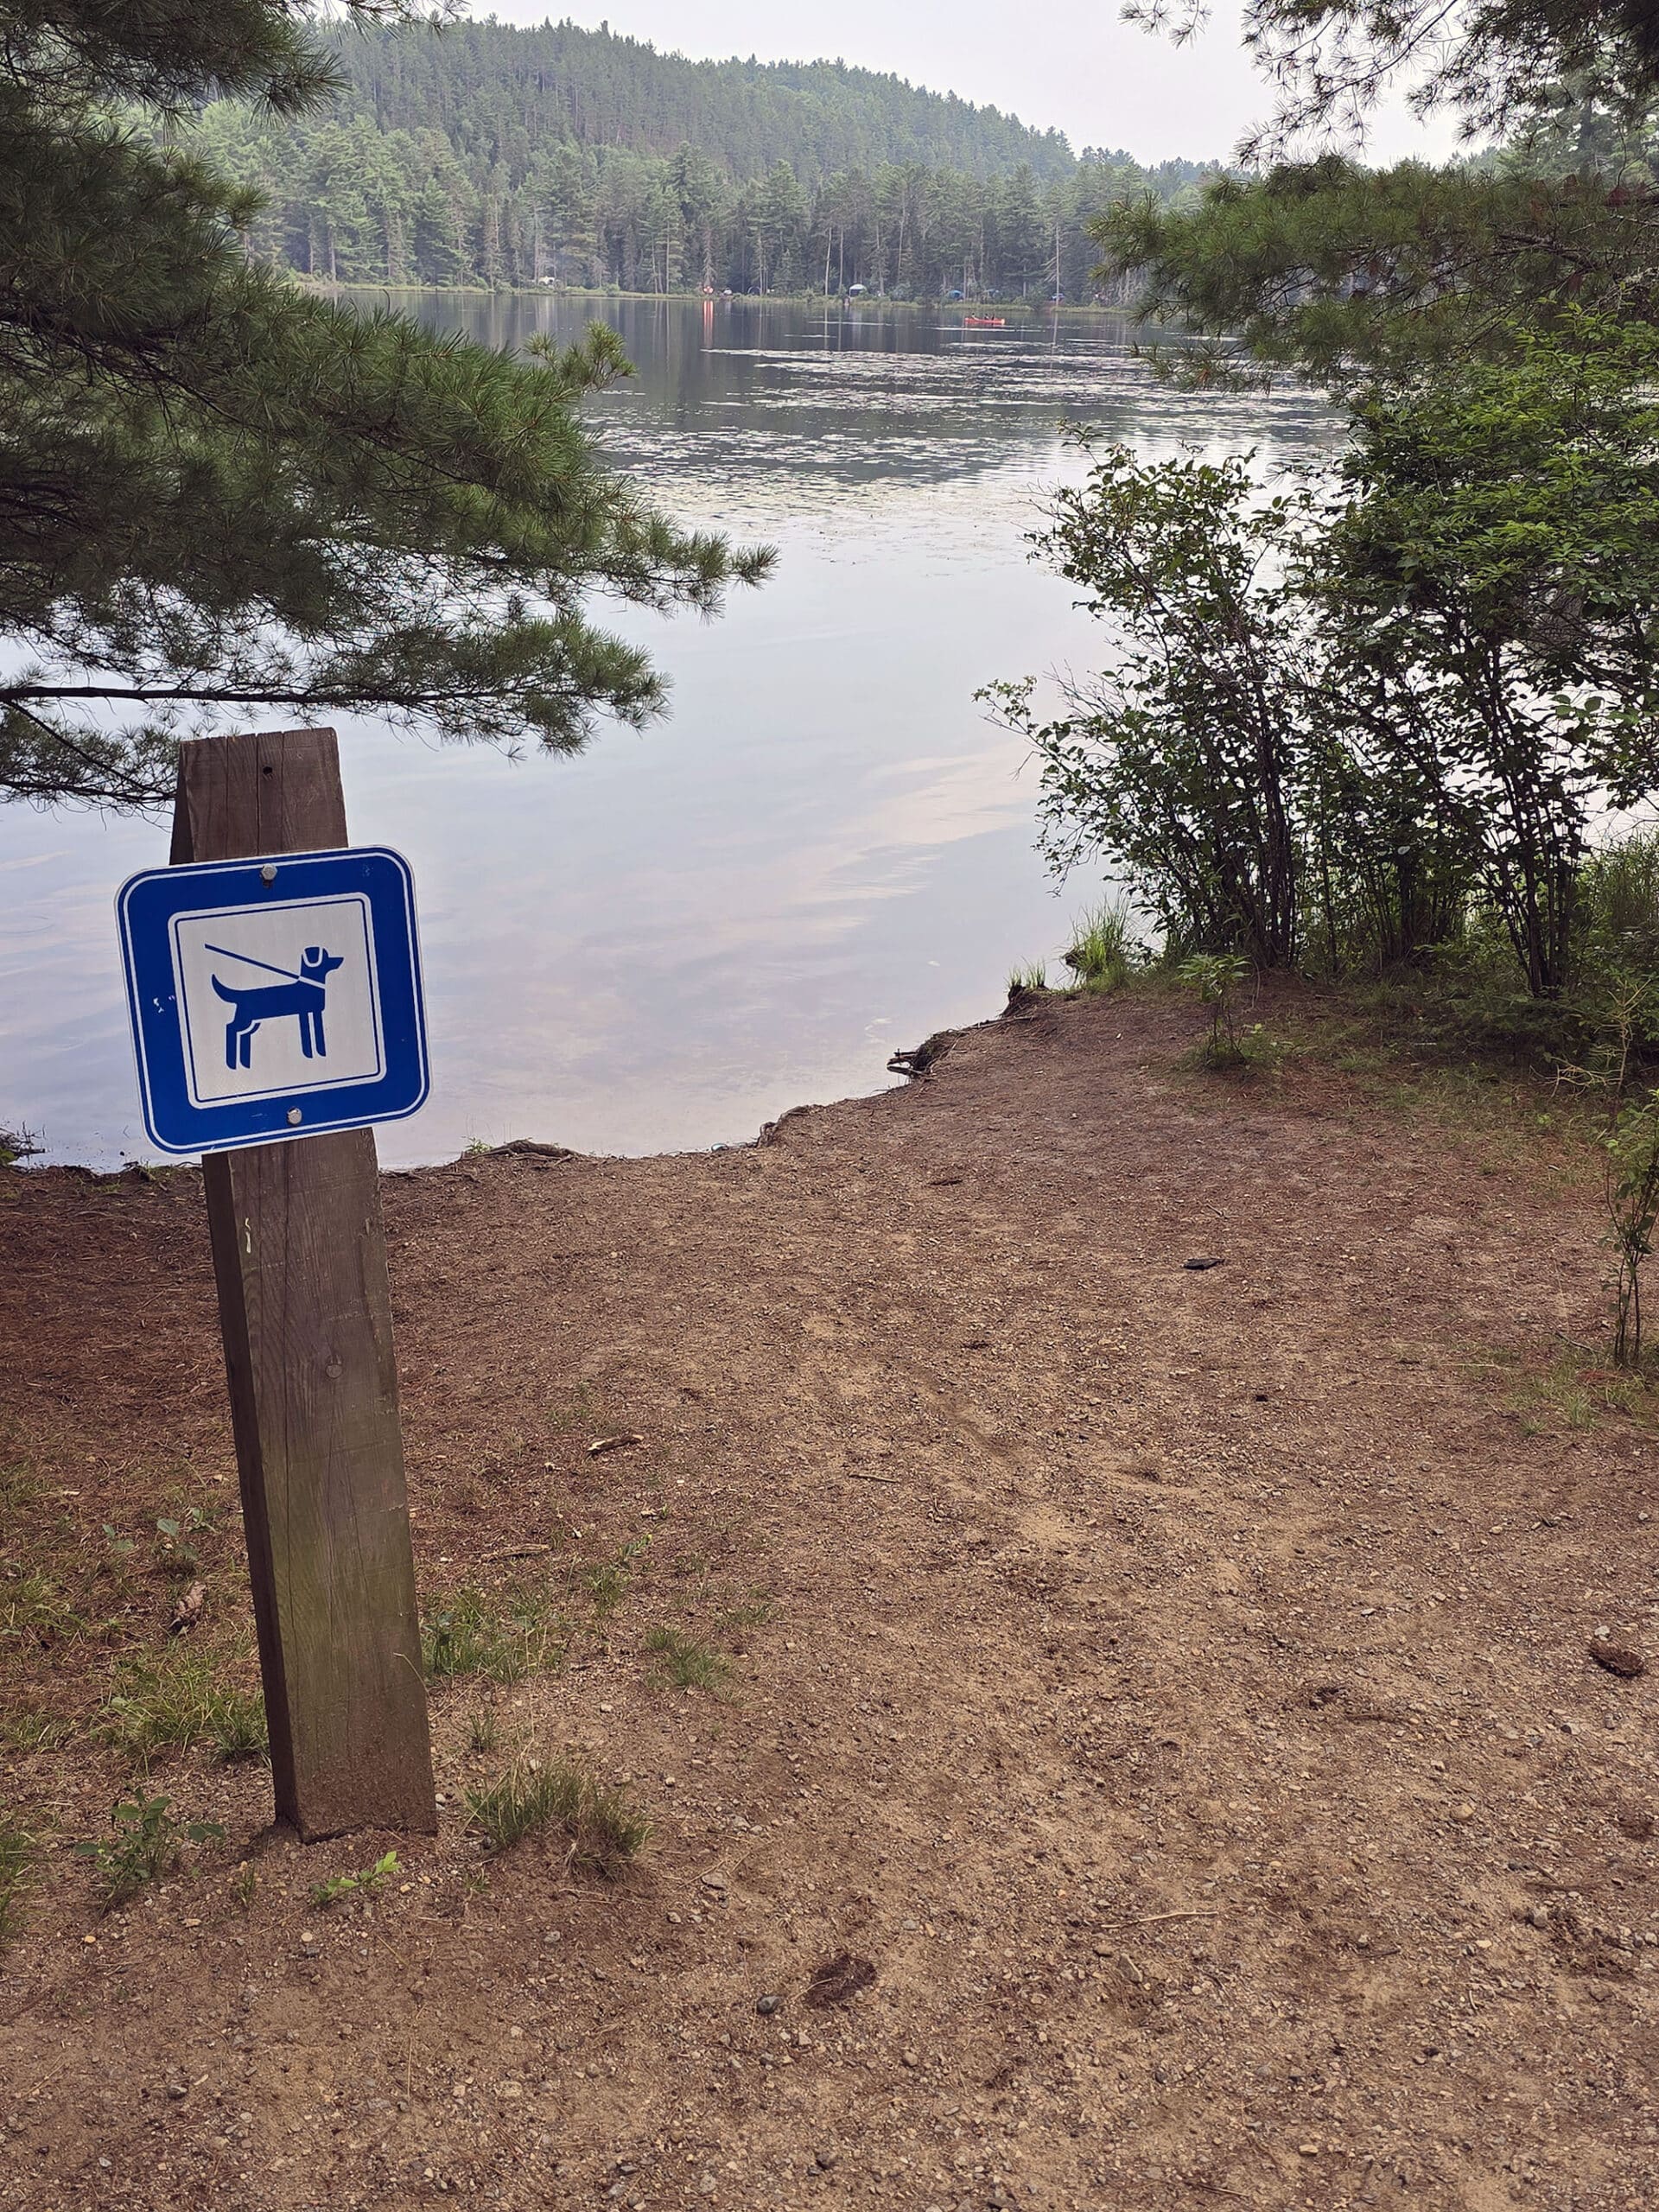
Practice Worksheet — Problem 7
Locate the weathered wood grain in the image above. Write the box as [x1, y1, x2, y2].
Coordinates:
[175, 728, 436, 1840]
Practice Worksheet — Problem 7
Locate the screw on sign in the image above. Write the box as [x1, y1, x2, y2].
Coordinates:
[116, 728, 437, 1840]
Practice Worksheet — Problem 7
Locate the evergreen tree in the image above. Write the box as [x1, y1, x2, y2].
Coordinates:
[1103, 2, 1659, 380]
[412, 168, 466, 284]
[995, 168, 1048, 297]
[0, 1, 770, 807]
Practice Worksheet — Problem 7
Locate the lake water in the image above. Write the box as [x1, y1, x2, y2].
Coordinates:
[0, 297, 1329, 1168]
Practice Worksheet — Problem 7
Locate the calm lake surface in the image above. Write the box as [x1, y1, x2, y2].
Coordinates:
[0, 297, 1330, 1168]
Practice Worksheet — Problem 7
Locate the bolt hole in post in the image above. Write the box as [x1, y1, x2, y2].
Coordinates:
[116, 727, 436, 1839]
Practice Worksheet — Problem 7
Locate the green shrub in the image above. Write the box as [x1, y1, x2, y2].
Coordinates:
[1177, 952, 1253, 1067]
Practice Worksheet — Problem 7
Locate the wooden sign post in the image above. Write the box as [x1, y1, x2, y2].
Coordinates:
[170, 728, 436, 1840]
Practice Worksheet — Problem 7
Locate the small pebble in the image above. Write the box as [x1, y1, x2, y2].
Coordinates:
[755, 1993, 781, 2016]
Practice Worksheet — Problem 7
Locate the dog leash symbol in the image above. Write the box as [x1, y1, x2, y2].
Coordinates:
[203, 944, 306, 982]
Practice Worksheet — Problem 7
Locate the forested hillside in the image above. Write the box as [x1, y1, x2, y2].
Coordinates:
[331, 20, 1077, 185]
[189, 18, 1218, 298]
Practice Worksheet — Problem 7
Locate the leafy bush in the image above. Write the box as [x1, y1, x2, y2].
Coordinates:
[988, 321, 1659, 1002]
[983, 445, 1310, 969]
[1177, 953, 1253, 1067]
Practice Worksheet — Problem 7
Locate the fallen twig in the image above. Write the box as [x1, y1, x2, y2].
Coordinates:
[1100, 1907, 1224, 1929]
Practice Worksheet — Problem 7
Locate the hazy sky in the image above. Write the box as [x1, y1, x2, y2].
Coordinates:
[463, 2, 1465, 166]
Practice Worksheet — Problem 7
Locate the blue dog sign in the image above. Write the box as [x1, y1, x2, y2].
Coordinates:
[117, 846, 429, 1156]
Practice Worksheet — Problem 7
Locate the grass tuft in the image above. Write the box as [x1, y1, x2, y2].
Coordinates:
[422, 1584, 568, 1683]
[0, 1567, 81, 1647]
[1063, 900, 1142, 992]
[577, 1536, 652, 1624]
[713, 1590, 776, 1635]
[644, 1624, 731, 1691]
[464, 1757, 651, 1876]
[2, 1705, 74, 1753]
[1007, 960, 1048, 996]
[1495, 1346, 1656, 1435]
[97, 1643, 268, 1765]
[0, 1814, 35, 1944]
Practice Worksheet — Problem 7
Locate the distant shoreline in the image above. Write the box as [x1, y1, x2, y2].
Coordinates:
[299, 278, 1128, 319]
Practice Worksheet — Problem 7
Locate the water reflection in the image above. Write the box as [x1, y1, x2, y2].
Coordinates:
[0, 300, 1331, 1167]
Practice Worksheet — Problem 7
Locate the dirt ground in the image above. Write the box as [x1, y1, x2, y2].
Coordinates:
[3, 983, 1658, 2212]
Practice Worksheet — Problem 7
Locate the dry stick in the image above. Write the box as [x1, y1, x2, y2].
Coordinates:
[1101, 1907, 1225, 1929]
[845, 1470, 904, 1486]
